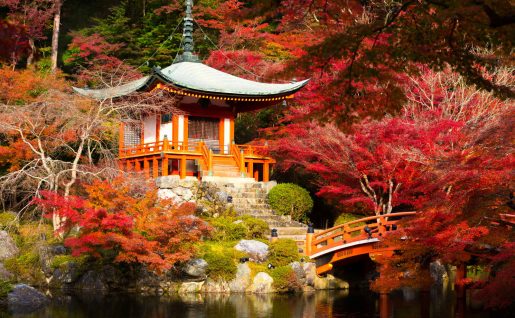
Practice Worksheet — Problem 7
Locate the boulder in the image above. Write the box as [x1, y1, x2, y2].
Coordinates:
[314, 274, 349, 290]
[73, 270, 108, 292]
[234, 240, 269, 262]
[303, 262, 317, 287]
[178, 281, 204, 294]
[202, 279, 230, 293]
[50, 262, 80, 288]
[7, 284, 48, 314]
[182, 258, 208, 279]
[0, 231, 18, 261]
[247, 272, 274, 293]
[290, 262, 306, 286]
[228, 263, 251, 292]
[38, 245, 67, 276]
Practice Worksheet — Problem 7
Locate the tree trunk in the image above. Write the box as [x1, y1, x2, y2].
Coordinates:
[51, 0, 62, 72]
[27, 38, 35, 66]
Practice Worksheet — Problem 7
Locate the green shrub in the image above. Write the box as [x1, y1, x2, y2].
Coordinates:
[268, 239, 300, 267]
[50, 254, 88, 270]
[197, 242, 245, 281]
[208, 217, 247, 241]
[270, 266, 301, 292]
[0, 281, 13, 298]
[4, 251, 43, 283]
[208, 216, 269, 241]
[268, 183, 313, 222]
[240, 216, 269, 239]
[0, 212, 17, 230]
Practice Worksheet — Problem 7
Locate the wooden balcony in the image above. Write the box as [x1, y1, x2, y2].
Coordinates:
[119, 138, 275, 181]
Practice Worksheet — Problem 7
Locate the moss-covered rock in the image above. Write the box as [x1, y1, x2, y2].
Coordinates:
[268, 239, 300, 267]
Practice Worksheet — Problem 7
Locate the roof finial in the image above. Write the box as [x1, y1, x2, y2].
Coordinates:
[178, 0, 199, 63]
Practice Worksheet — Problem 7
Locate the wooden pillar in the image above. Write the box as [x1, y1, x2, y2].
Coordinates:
[305, 224, 314, 256]
[379, 293, 390, 318]
[153, 159, 159, 178]
[162, 156, 169, 176]
[253, 169, 259, 181]
[144, 159, 150, 178]
[219, 118, 225, 154]
[183, 116, 188, 150]
[135, 160, 141, 172]
[180, 157, 187, 179]
[126, 160, 132, 171]
[230, 117, 234, 143]
[172, 115, 179, 148]
[263, 162, 270, 182]
[248, 161, 254, 179]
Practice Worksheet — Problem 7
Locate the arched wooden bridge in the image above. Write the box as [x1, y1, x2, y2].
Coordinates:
[305, 212, 417, 275]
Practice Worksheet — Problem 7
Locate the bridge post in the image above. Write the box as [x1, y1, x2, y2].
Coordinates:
[455, 263, 466, 299]
[305, 224, 314, 256]
[379, 292, 390, 318]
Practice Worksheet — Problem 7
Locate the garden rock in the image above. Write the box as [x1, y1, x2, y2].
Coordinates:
[202, 278, 230, 293]
[7, 284, 48, 314]
[235, 240, 269, 262]
[247, 272, 274, 293]
[178, 281, 204, 294]
[228, 263, 251, 292]
[290, 262, 306, 285]
[303, 262, 317, 287]
[0, 231, 18, 261]
[430, 260, 448, 284]
[182, 258, 208, 279]
[314, 274, 349, 290]
[74, 270, 108, 292]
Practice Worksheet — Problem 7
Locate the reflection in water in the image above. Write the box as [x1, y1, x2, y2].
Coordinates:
[5, 285, 509, 318]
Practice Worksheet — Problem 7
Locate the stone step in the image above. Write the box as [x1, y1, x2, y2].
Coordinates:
[275, 227, 309, 236]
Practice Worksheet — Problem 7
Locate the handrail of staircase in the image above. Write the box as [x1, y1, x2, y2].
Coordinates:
[231, 144, 246, 176]
[308, 211, 417, 257]
[199, 141, 212, 174]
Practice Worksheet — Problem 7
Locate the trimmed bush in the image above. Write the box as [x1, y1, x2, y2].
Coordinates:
[197, 242, 246, 281]
[267, 183, 313, 222]
[268, 239, 300, 267]
[208, 216, 269, 241]
[239, 216, 269, 239]
[270, 266, 301, 292]
[208, 217, 247, 241]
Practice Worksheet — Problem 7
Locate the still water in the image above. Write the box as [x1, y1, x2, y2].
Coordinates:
[4, 287, 509, 318]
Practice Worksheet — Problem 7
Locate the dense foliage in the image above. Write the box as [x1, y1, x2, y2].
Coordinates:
[268, 183, 313, 222]
[35, 179, 212, 273]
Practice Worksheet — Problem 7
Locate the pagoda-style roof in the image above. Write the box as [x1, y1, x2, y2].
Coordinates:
[73, 62, 308, 100]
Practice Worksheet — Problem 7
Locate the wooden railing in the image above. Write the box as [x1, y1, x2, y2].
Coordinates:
[119, 139, 196, 158]
[237, 144, 268, 156]
[199, 141, 213, 173]
[231, 144, 246, 176]
[308, 212, 417, 258]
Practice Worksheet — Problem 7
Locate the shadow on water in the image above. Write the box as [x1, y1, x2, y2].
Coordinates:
[2, 285, 510, 318]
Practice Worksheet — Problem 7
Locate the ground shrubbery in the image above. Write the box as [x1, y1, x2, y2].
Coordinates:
[268, 239, 300, 267]
[270, 265, 302, 292]
[208, 215, 269, 241]
[197, 241, 246, 281]
[334, 213, 365, 226]
[267, 183, 313, 222]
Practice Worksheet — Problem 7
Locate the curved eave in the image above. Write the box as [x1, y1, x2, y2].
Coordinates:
[72, 62, 309, 100]
[157, 62, 309, 97]
[72, 76, 153, 100]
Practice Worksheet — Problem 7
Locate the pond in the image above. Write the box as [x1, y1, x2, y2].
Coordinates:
[3, 284, 509, 318]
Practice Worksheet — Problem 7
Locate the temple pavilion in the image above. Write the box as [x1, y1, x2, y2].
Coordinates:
[73, 0, 308, 182]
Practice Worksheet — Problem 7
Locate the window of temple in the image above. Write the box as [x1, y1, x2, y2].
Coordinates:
[188, 116, 219, 152]
[124, 122, 142, 147]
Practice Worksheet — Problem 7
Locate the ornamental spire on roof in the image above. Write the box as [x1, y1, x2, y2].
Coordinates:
[177, 0, 199, 63]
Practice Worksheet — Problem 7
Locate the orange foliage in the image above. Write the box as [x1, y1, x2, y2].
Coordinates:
[0, 66, 67, 104]
[36, 178, 211, 273]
